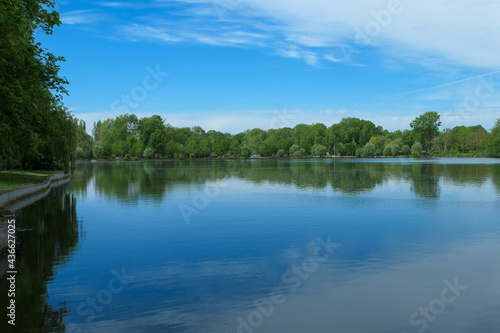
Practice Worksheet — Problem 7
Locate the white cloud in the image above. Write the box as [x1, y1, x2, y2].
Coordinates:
[165, 0, 500, 69]
[97, 2, 142, 9]
[277, 45, 319, 65]
[63, 1, 500, 69]
[123, 24, 182, 42]
[60, 10, 103, 25]
[324, 54, 342, 63]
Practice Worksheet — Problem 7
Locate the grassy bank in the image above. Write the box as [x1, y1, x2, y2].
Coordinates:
[0, 171, 61, 195]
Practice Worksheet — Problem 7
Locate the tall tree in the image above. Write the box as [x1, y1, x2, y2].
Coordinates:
[0, 0, 73, 170]
[410, 112, 441, 152]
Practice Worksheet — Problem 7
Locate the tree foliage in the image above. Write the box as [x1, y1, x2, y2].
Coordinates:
[490, 119, 500, 157]
[69, 112, 500, 162]
[411, 142, 423, 157]
[363, 143, 376, 157]
[410, 111, 441, 152]
[1, 0, 75, 171]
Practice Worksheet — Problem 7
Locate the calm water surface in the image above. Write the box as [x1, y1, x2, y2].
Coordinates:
[1, 158, 500, 332]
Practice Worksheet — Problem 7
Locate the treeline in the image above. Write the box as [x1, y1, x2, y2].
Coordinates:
[76, 112, 500, 160]
[0, 1, 76, 171]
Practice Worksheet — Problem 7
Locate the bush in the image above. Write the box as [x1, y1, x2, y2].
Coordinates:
[335, 142, 345, 156]
[178, 153, 185, 160]
[391, 144, 400, 157]
[177, 144, 185, 155]
[289, 144, 300, 156]
[355, 148, 363, 158]
[92, 145, 104, 160]
[363, 143, 376, 157]
[311, 144, 319, 156]
[314, 144, 327, 157]
[383, 145, 392, 156]
[143, 148, 154, 159]
[277, 149, 286, 157]
[299, 148, 307, 157]
[75, 147, 85, 160]
[402, 145, 411, 156]
[189, 153, 195, 159]
[411, 142, 423, 157]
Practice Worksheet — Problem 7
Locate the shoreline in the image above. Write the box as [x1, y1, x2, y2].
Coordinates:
[76, 155, 497, 163]
[0, 173, 70, 251]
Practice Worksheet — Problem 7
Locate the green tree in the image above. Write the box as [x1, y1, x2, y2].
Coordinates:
[177, 144, 185, 156]
[75, 147, 85, 160]
[402, 145, 411, 156]
[132, 140, 145, 158]
[489, 119, 500, 157]
[336, 143, 346, 156]
[314, 144, 327, 157]
[332, 118, 377, 146]
[92, 121, 102, 142]
[92, 145, 104, 160]
[243, 128, 266, 155]
[229, 139, 241, 156]
[199, 136, 212, 157]
[452, 126, 474, 153]
[402, 129, 413, 147]
[210, 133, 228, 156]
[75, 119, 94, 160]
[410, 111, 441, 152]
[138, 115, 164, 146]
[391, 143, 400, 157]
[293, 124, 314, 154]
[0, 0, 75, 170]
[363, 143, 376, 157]
[369, 136, 387, 155]
[289, 144, 300, 156]
[345, 142, 358, 156]
[411, 142, 423, 157]
[241, 146, 251, 159]
[148, 129, 166, 156]
[184, 136, 199, 156]
[439, 128, 453, 152]
[143, 148, 154, 159]
[165, 140, 179, 158]
[383, 146, 392, 156]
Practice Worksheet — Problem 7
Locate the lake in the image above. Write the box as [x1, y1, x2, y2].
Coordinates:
[1, 158, 500, 332]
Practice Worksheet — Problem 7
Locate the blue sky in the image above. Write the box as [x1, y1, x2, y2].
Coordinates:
[40, 0, 500, 134]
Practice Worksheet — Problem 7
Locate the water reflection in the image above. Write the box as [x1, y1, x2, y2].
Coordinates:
[0, 187, 80, 332]
[72, 159, 500, 200]
[2, 158, 499, 332]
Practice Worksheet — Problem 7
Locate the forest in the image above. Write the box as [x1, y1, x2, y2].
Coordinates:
[77, 112, 500, 161]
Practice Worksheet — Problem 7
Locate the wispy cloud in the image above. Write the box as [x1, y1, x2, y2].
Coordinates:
[152, 0, 500, 69]
[97, 2, 142, 9]
[123, 24, 182, 43]
[277, 45, 319, 65]
[63, 1, 500, 69]
[60, 10, 104, 25]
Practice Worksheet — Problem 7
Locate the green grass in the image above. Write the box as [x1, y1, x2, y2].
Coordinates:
[0, 171, 54, 194]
